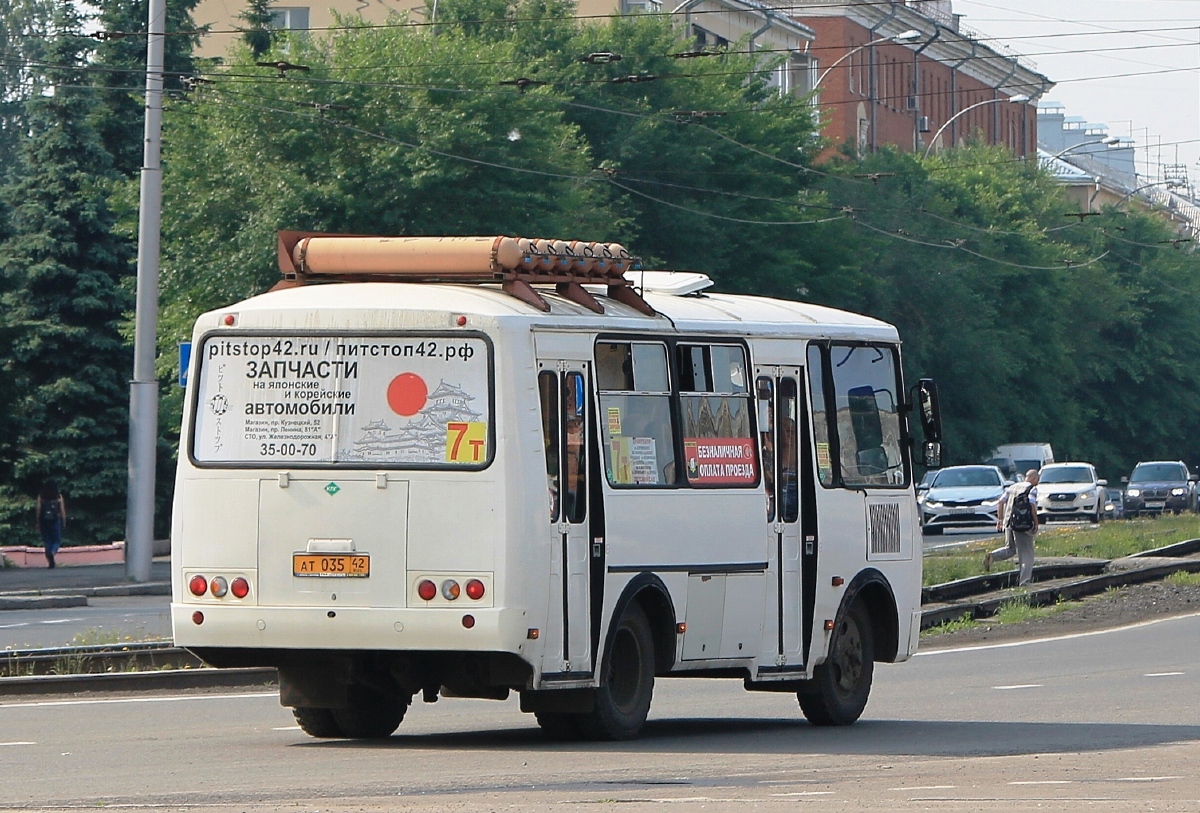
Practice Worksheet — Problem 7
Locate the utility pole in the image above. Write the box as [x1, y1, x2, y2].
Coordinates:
[125, 0, 166, 582]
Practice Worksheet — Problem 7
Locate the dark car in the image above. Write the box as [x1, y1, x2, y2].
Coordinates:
[1122, 461, 1197, 517]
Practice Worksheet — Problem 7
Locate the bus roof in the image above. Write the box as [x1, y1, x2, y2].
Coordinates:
[213, 282, 899, 342]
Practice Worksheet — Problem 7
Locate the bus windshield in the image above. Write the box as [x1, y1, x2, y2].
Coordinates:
[191, 333, 492, 468]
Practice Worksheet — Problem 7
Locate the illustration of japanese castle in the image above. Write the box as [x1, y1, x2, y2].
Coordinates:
[348, 381, 483, 462]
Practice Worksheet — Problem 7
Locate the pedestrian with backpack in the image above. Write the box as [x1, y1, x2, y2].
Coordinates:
[35, 480, 67, 568]
[985, 469, 1040, 585]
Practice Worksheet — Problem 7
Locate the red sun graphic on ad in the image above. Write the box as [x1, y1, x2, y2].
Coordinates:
[387, 373, 428, 416]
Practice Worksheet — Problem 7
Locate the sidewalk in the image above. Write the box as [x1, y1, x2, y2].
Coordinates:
[0, 559, 171, 609]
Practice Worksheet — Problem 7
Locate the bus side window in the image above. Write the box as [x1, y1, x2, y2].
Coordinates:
[538, 371, 561, 522]
[830, 345, 907, 487]
[677, 343, 757, 488]
[757, 377, 775, 521]
[562, 372, 587, 524]
[806, 345, 835, 486]
[597, 341, 677, 486]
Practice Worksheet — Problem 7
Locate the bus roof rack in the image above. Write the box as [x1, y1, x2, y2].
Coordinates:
[275, 231, 656, 316]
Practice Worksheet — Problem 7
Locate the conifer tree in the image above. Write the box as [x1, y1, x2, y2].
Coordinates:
[0, 2, 134, 546]
[90, 0, 203, 177]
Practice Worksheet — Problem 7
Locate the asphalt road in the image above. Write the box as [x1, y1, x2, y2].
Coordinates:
[0, 596, 171, 649]
[1, 611, 1197, 812]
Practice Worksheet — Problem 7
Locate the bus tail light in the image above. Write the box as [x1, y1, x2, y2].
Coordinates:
[442, 579, 461, 600]
[417, 580, 437, 601]
[465, 579, 485, 600]
[230, 577, 250, 599]
[462, 614, 475, 629]
[209, 576, 228, 597]
[192, 611, 204, 625]
[189, 575, 208, 597]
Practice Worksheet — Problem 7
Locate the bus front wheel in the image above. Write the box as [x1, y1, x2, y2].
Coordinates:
[292, 706, 343, 738]
[797, 602, 874, 726]
[579, 602, 655, 740]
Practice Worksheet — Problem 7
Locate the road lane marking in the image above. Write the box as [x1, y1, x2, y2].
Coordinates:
[0, 692, 275, 709]
[993, 684, 1042, 690]
[273, 725, 301, 731]
[889, 785, 955, 791]
[40, 618, 83, 625]
[0, 741, 36, 746]
[1144, 671, 1184, 677]
[769, 792, 834, 797]
[1112, 776, 1182, 782]
[1009, 780, 1073, 785]
[918, 610, 1200, 656]
[0, 622, 31, 629]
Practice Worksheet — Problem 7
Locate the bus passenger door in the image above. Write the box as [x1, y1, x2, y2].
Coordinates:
[757, 367, 805, 668]
[537, 362, 594, 679]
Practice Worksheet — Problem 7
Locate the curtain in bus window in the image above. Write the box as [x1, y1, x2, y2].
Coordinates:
[830, 345, 906, 487]
[778, 378, 799, 522]
[597, 341, 677, 486]
[756, 377, 775, 521]
[806, 345, 835, 486]
[678, 344, 756, 487]
[538, 371, 560, 522]
[562, 371, 587, 523]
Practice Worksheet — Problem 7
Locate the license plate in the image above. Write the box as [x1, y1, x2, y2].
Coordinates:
[1146, 501, 1165, 509]
[948, 507, 973, 515]
[293, 554, 370, 578]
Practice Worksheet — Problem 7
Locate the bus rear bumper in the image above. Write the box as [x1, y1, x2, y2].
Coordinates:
[171, 603, 531, 657]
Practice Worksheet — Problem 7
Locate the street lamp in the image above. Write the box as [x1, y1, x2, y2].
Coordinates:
[814, 29, 921, 89]
[1112, 179, 1183, 208]
[922, 94, 1031, 159]
[1046, 136, 1119, 161]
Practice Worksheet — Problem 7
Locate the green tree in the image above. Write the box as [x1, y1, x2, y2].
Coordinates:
[0, 2, 134, 546]
[90, 0, 205, 177]
[238, 0, 276, 58]
[0, 0, 55, 174]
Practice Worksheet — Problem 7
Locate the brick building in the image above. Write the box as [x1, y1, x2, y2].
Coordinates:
[794, 1, 1050, 157]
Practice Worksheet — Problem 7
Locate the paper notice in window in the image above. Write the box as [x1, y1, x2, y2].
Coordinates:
[683, 437, 757, 484]
[630, 437, 659, 484]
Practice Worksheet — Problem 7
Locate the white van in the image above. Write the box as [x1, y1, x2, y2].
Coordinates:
[988, 443, 1054, 477]
[171, 232, 944, 741]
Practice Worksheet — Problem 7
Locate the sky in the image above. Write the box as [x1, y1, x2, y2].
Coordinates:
[953, 0, 1200, 186]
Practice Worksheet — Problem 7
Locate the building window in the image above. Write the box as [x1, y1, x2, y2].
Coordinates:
[269, 6, 309, 30]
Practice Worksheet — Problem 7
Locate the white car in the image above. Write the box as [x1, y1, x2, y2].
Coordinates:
[919, 465, 1006, 535]
[1036, 462, 1108, 523]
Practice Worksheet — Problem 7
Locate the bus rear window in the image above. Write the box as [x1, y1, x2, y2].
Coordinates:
[190, 333, 492, 468]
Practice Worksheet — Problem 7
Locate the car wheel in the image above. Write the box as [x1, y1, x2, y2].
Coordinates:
[797, 602, 874, 726]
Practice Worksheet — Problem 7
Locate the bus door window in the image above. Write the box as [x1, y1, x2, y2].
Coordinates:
[537, 370, 561, 522]
[562, 371, 587, 524]
[756, 377, 776, 522]
[778, 378, 800, 523]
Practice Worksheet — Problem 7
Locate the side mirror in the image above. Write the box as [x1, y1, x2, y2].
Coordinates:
[912, 378, 943, 469]
[1121, 476, 1129, 484]
[1097, 479, 1108, 487]
[1189, 475, 1198, 483]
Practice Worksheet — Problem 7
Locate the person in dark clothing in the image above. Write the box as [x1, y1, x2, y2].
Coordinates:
[36, 480, 67, 568]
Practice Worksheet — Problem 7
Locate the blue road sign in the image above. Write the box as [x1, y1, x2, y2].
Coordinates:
[179, 342, 192, 388]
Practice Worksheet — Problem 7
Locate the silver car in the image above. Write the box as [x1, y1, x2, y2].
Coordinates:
[919, 465, 1006, 535]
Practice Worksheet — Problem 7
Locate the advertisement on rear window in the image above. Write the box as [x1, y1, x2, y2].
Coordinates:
[192, 334, 491, 467]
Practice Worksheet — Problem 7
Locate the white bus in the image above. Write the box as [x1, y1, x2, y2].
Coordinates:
[172, 232, 943, 740]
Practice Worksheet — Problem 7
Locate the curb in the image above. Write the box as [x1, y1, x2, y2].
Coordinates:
[0, 596, 88, 611]
[921, 557, 1200, 629]
[921, 560, 1108, 605]
[0, 667, 277, 696]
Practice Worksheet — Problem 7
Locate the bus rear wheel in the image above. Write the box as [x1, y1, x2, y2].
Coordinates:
[292, 706, 343, 738]
[330, 686, 408, 739]
[578, 602, 655, 741]
[797, 602, 874, 726]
